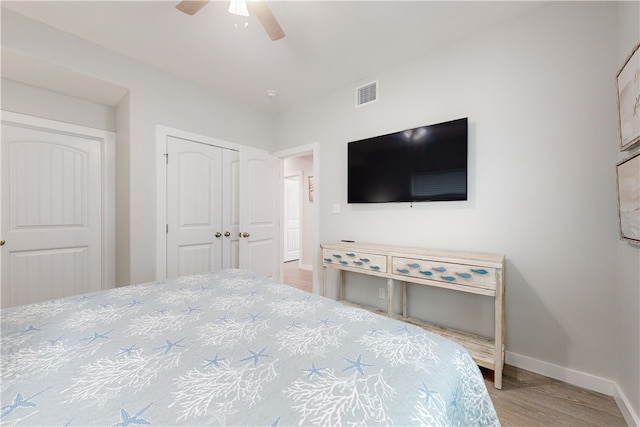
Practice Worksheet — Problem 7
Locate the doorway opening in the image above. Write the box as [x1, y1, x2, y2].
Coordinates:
[277, 144, 318, 293]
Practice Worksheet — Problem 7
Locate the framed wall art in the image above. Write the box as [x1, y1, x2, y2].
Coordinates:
[616, 151, 640, 245]
[616, 42, 640, 151]
[308, 176, 314, 202]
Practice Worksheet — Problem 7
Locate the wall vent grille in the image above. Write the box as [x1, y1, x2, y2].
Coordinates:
[356, 81, 378, 107]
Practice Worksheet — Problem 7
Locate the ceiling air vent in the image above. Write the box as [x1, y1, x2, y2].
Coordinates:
[356, 81, 378, 107]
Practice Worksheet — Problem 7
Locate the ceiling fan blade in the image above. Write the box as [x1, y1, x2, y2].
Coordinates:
[247, 1, 285, 41]
[176, 1, 209, 15]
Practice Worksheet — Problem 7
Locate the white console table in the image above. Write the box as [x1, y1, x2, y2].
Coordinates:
[320, 241, 505, 389]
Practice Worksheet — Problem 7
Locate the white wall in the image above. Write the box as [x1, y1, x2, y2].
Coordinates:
[284, 155, 315, 269]
[615, 1, 640, 422]
[1, 9, 276, 285]
[276, 0, 635, 407]
[1, 78, 117, 131]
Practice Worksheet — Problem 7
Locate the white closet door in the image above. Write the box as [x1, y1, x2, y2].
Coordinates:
[1, 123, 102, 307]
[166, 137, 222, 278]
[222, 149, 240, 269]
[239, 146, 281, 280]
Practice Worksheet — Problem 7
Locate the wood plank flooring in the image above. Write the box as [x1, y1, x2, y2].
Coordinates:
[483, 366, 626, 426]
[283, 261, 312, 292]
[282, 262, 627, 427]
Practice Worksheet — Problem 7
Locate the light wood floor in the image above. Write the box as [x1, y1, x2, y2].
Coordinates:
[283, 261, 312, 293]
[282, 263, 627, 427]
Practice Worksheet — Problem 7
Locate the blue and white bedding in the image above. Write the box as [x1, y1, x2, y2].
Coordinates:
[1, 269, 500, 426]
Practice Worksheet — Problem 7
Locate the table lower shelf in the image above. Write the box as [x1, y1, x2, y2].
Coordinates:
[338, 299, 503, 385]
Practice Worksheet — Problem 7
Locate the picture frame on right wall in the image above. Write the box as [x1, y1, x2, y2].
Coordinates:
[616, 151, 640, 245]
[616, 42, 640, 151]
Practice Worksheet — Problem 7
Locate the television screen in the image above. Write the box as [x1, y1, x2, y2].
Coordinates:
[348, 117, 468, 203]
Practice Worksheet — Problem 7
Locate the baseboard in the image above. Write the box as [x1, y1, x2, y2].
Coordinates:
[614, 383, 640, 427]
[506, 351, 639, 427]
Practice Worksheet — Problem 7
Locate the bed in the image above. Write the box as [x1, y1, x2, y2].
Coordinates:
[1, 269, 500, 426]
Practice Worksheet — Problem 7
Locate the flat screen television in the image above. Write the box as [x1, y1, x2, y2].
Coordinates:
[347, 117, 468, 203]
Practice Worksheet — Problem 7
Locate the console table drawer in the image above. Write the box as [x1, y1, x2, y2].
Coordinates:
[323, 249, 387, 273]
[392, 257, 497, 290]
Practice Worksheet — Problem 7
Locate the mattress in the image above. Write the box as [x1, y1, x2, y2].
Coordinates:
[1, 269, 500, 426]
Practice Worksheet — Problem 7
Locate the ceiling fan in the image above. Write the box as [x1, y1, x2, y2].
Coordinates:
[176, 0, 285, 41]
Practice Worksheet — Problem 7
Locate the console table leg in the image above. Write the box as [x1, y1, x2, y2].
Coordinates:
[386, 278, 394, 316]
[402, 281, 408, 318]
[338, 270, 344, 301]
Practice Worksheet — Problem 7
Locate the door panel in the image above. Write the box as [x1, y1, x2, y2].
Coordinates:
[239, 146, 281, 280]
[166, 137, 222, 278]
[1, 124, 102, 308]
[284, 175, 300, 262]
[223, 149, 240, 269]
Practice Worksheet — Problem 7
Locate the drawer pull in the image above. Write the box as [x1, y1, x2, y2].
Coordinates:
[370, 266, 381, 271]
[471, 268, 488, 275]
[354, 261, 363, 265]
[407, 263, 420, 268]
[333, 254, 342, 258]
[323, 258, 333, 263]
[456, 272, 472, 279]
[441, 275, 456, 281]
[360, 258, 370, 262]
[339, 261, 348, 265]
[346, 252, 356, 257]
[433, 267, 446, 272]
[396, 268, 410, 274]
[419, 270, 433, 276]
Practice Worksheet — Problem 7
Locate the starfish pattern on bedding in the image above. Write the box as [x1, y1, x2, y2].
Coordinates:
[240, 347, 271, 366]
[81, 329, 113, 344]
[155, 338, 186, 354]
[342, 354, 373, 376]
[304, 363, 327, 379]
[204, 353, 226, 368]
[417, 380, 438, 404]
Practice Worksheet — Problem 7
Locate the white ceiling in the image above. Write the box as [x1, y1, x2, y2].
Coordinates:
[1, 1, 545, 112]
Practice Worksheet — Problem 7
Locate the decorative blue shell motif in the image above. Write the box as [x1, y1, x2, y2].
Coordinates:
[396, 269, 410, 274]
[370, 266, 380, 270]
[360, 258, 370, 262]
[354, 261, 363, 266]
[419, 271, 433, 276]
[433, 267, 446, 272]
[471, 269, 488, 275]
[346, 253, 356, 257]
[339, 261, 348, 265]
[333, 254, 342, 258]
[324, 258, 333, 263]
[456, 273, 472, 279]
[407, 263, 420, 268]
[441, 276, 456, 281]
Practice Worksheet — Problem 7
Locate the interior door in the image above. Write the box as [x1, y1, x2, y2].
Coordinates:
[166, 136, 222, 278]
[1, 123, 103, 308]
[222, 149, 240, 269]
[239, 146, 281, 280]
[283, 175, 300, 262]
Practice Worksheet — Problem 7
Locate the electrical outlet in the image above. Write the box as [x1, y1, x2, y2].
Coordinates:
[378, 287, 386, 299]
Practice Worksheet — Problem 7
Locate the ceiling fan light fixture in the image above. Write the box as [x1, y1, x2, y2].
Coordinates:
[228, 0, 249, 17]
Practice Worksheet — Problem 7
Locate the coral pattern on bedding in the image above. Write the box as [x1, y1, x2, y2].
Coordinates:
[1, 269, 500, 426]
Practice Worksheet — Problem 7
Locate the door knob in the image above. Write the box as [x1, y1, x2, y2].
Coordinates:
[224, 231, 231, 237]
[215, 232, 222, 238]
[242, 232, 250, 238]
[0, 240, 4, 246]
